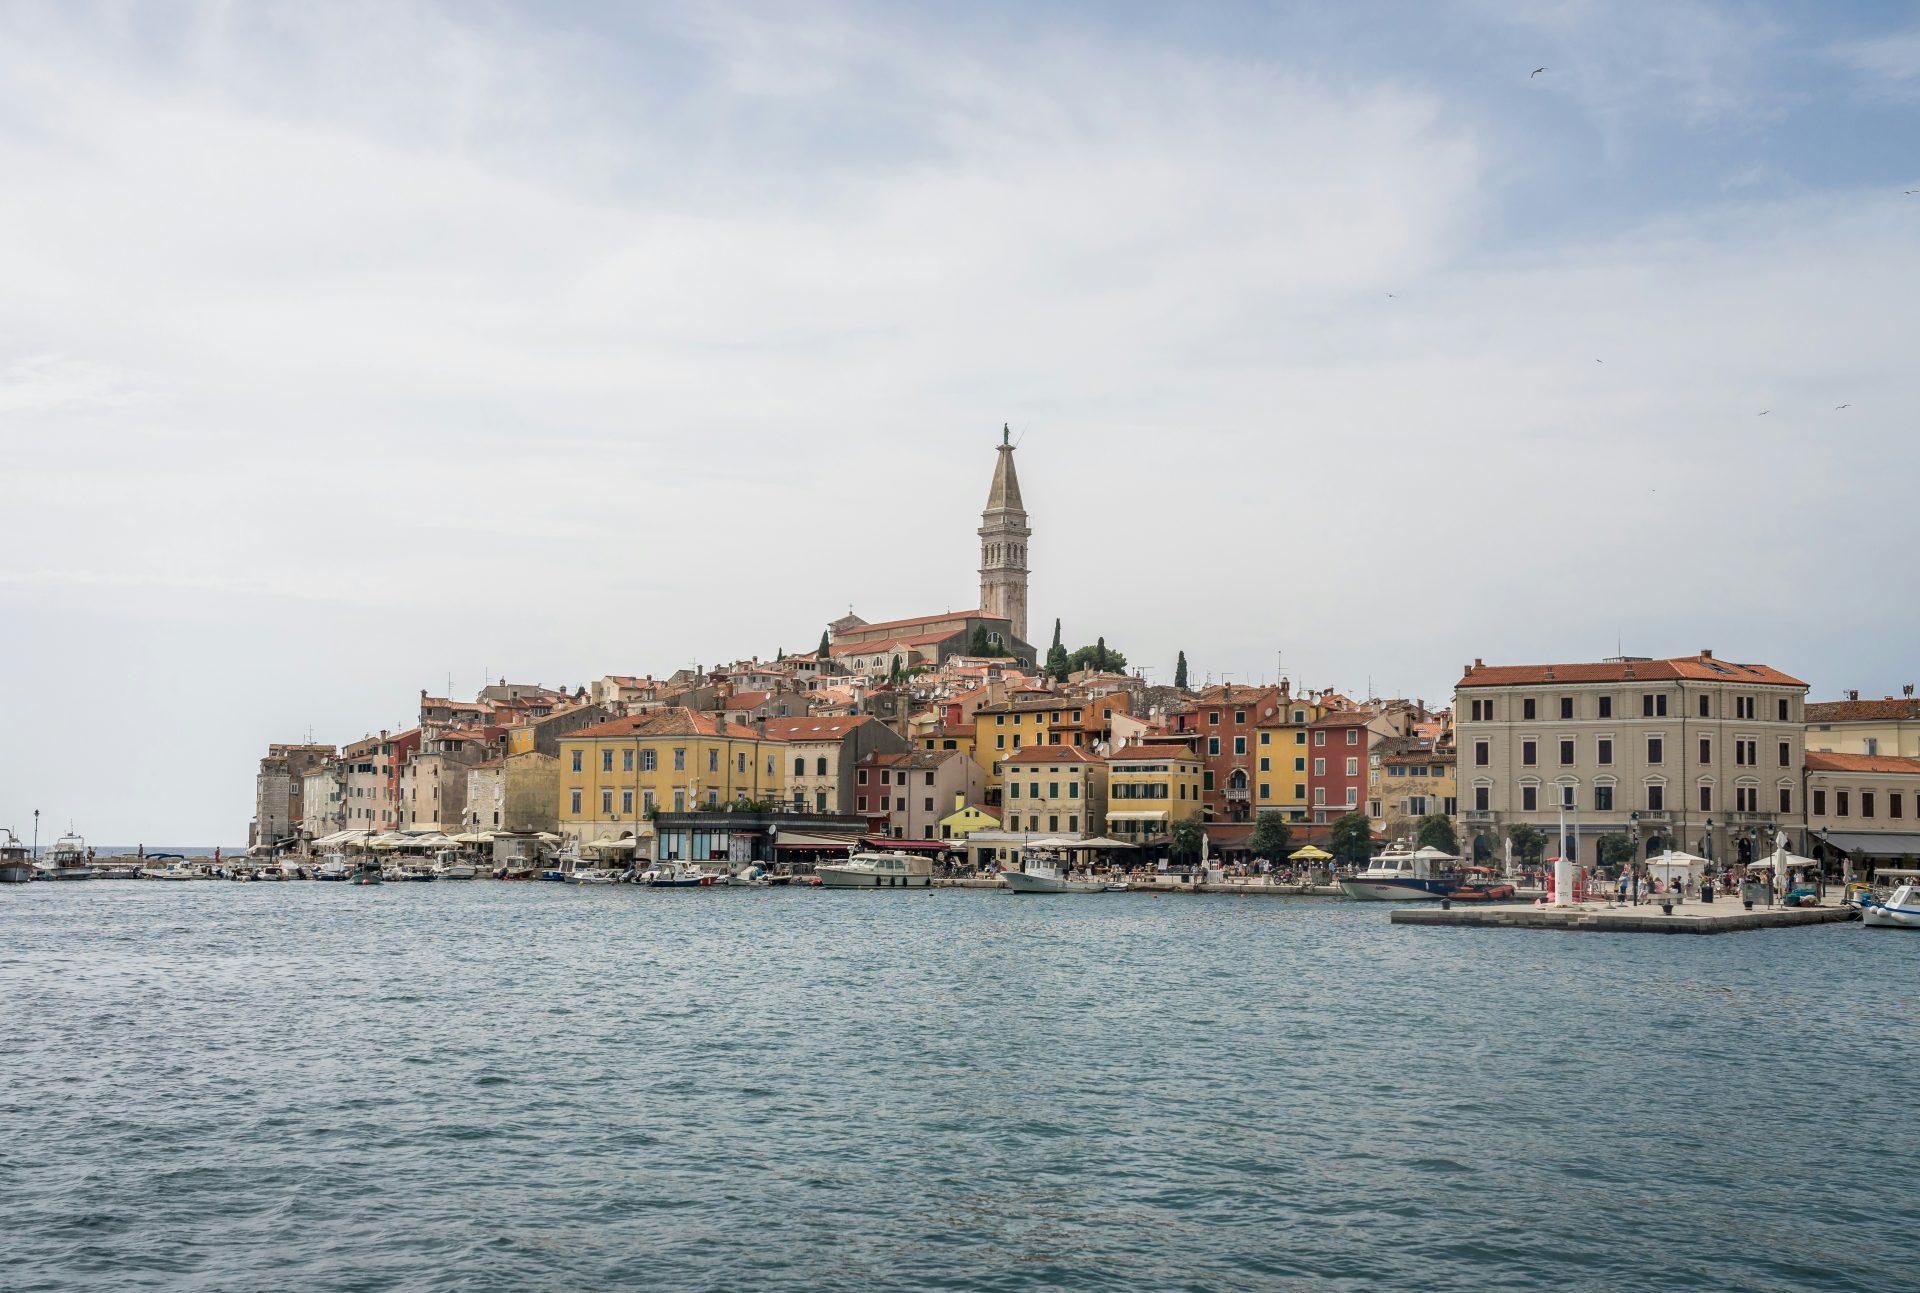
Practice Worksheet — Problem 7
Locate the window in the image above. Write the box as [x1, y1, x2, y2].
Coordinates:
[1594, 784, 1614, 811]
[1259, 757, 1271, 772]
[1521, 740, 1537, 766]
[1813, 789, 1826, 816]
[1642, 693, 1667, 717]
[1560, 784, 1576, 808]
[1699, 737, 1712, 764]
[1296, 731, 1306, 745]
[1260, 732, 1270, 746]
[1345, 788, 1358, 807]
[1891, 792, 1905, 819]
[996, 734, 1005, 750]
[1475, 741, 1489, 767]
[1208, 712, 1220, 725]
[622, 749, 634, 772]
[1029, 782, 1040, 800]
[602, 749, 613, 773]
[642, 749, 656, 772]
[1647, 736, 1663, 765]
[1347, 729, 1359, 746]
[1777, 698, 1790, 721]
[1699, 694, 1711, 718]
[1597, 738, 1613, 765]
[1234, 736, 1246, 755]
[1235, 710, 1246, 724]
[879, 796, 891, 811]
[1313, 758, 1326, 776]
[1315, 731, 1326, 747]
[1837, 790, 1850, 816]
[600, 790, 613, 815]
[1778, 741, 1790, 767]
[1523, 698, 1537, 720]
[857, 769, 868, 785]
[1295, 757, 1306, 772]
[1048, 815, 1059, 833]
[1863, 792, 1876, 819]
[1474, 785, 1489, 810]
[1008, 782, 1019, 799]
[1260, 782, 1271, 800]
[707, 750, 718, 772]
[1560, 739, 1574, 766]
[1522, 785, 1538, 811]
[1346, 757, 1359, 776]
[674, 748, 686, 772]
[1048, 782, 1059, 798]
[1208, 737, 1220, 755]
[1560, 697, 1574, 719]
[1646, 783, 1665, 811]
[569, 789, 581, 814]
[571, 750, 582, 773]
[1699, 784, 1711, 812]
[622, 790, 633, 815]
[795, 757, 805, 777]
[1598, 696, 1612, 718]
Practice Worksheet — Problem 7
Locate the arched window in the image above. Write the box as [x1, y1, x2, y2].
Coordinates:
[794, 757, 805, 777]
[816, 757, 829, 776]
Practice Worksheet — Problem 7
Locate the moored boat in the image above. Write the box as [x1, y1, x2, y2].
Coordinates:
[315, 853, 350, 881]
[1002, 859, 1108, 894]
[1, 831, 32, 884]
[1862, 883, 1920, 929]
[816, 851, 933, 889]
[1338, 845, 1512, 902]
[37, 832, 94, 881]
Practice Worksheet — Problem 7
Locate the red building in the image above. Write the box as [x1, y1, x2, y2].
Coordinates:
[1170, 685, 1283, 822]
[1307, 711, 1372, 825]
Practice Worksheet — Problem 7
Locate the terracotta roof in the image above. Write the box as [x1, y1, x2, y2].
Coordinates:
[838, 609, 985, 636]
[1804, 751, 1920, 775]
[1002, 744, 1105, 765]
[830, 633, 951, 657]
[1310, 711, 1373, 729]
[1806, 698, 1920, 723]
[1457, 655, 1806, 689]
[1108, 744, 1200, 762]
[568, 708, 783, 742]
[761, 716, 871, 741]
[724, 690, 772, 709]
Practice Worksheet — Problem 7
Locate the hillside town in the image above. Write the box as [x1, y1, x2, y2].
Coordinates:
[250, 432, 1920, 881]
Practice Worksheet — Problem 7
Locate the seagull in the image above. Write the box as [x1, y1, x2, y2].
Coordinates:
[1835, 403, 1851, 410]
[1758, 410, 1771, 416]
[1595, 358, 1604, 363]
[1532, 67, 1547, 77]
[1386, 292, 1396, 298]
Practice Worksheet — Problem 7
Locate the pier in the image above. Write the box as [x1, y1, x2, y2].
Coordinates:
[1390, 899, 1857, 935]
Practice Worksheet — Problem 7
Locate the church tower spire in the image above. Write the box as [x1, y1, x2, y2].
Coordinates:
[978, 423, 1030, 643]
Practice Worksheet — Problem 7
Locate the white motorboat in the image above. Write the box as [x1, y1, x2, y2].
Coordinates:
[432, 849, 477, 880]
[143, 860, 202, 882]
[1, 831, 32, 884]
[1862, 883, 1920, 929]
[315, 853, 350, 881]
[1337, 845, 1516, 903]
[1002, 859, 1108, 894]
[38, 832, 94, 880]
[816, 852, 934, 889]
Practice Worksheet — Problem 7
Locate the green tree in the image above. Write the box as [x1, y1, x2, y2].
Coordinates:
[1170, 818, 1206, 864]
[1507, 822, 1548, 866]
[968, 626, 1012, 657]
[1064, 642, 1128, 673]
[889, 654, 904, 684]
[1247, 810, 1292, 859]
[1174, 650, 1189, 690]
[776, 646, 785, 662]
[1047, 618, 1070, 681]
[817, 629, 831, 657]
[1415, 814, 1458, 854]
[1597, 833, 1635, 868]
[1328, 812, 1374, 866]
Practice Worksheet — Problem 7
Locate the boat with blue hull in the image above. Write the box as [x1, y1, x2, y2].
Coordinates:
[1338, 846, 1515, 903]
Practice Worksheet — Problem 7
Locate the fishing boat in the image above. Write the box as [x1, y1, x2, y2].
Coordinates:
[350, 859, 383, 885]
[0, 831, 32, 884]
[434, 850, 477, 881]
[1002, 859, 1108, 894]
[1862, 883, 1920, 930]
[37, 832, 94, 881]
[315, 853, 350, 881]
[816, 851, 933, 889]
[644, 863, 718, 888]
[1338, 845, 1513, 902]
[143, 859, 202, 881]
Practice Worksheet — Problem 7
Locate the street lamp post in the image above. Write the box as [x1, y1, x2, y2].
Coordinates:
[33, 808, 40, 861]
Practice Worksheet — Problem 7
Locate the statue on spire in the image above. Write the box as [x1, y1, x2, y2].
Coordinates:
[1002, 422, 1009, 445]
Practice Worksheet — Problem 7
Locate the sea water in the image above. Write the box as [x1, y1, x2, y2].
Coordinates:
[0, 883, 1909, 1291]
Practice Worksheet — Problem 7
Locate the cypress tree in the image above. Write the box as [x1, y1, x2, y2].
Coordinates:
[1174, 651, 1189, 689]
[818, 629, 831, 657]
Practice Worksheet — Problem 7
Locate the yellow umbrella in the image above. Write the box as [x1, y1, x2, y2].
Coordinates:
[1289, 845, 1333, 861]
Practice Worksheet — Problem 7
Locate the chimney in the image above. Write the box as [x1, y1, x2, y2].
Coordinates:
[1544, 666, 1555, 681]
[1701, 648, 1713, 659]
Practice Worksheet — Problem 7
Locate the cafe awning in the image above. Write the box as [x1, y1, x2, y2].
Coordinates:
[1815, 830, 1920, 857]
[857, 837, 953, 854]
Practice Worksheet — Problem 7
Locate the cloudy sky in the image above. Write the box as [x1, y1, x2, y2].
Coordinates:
[3, 1, 1918, 843]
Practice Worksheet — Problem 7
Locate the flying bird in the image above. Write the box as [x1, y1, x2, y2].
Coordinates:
[1532, 67, 1547, 77]
[1835, 403, 1851, 409]
[1758, 410, 1771, 416]
[1595, 358, 1604, 363]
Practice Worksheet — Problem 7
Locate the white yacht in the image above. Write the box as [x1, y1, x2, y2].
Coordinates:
[143, 859, 202, 882]
[433, 850, 477, 881]
[1003, 859, 1108, 894]
[1862, 884, 1920, 929]
[817, 852, 934, 889]
[1338, 845, 1515, 903]
[38, 832, 94, 881]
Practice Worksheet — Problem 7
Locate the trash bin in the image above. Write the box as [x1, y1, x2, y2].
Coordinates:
[1701, 881, 1714, 903]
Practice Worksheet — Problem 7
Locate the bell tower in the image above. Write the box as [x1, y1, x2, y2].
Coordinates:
[978, 424, 1029, 644]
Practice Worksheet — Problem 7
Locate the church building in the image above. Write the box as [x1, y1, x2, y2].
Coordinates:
[825, 428, 1036, 672]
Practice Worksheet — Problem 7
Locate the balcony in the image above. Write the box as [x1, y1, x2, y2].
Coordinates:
[1223, 786, 1251, 802]
[1462, 810, 1496, 824]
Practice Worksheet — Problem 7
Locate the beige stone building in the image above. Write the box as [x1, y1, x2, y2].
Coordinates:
[1804, 694, 1920, 758]
[995, 745, 1108, 838]
[765, 715, 907, 816]
[1455, 652, 1807, 867]
[855, 749, 985, 841]
[1804, 751, 1920, 871]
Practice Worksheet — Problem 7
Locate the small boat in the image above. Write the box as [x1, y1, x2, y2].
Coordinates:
[0, 831, 33, 885]
[570, 869, 618, 885]
[143, 860, 202, 881]
[1862, 883, 1920, 929]
[816, 851, 934, 889]
[350, 859, 383, 885]
[644, 863, 718, 888]
[38, 832, 94, 881]
[1003, 859, 1108, 894]
[1338, 845, 1511, 902]
[315, 854, 350, 881]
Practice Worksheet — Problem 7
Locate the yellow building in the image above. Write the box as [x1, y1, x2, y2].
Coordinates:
[1104, 745, 1203, 848]
[1253, 695, 1331, 821]
[557, 708, 785, 849]
[1368, 734, 1458, 838]
[922, 722, 986, 776]
[938, 795, 1000, 842]
[995, 745, 1107, 836]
